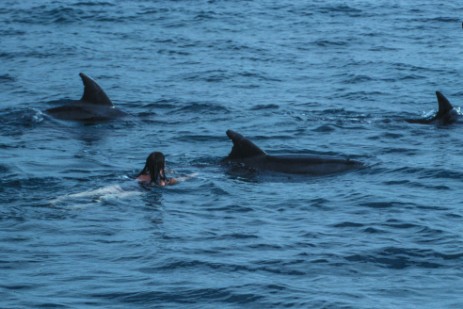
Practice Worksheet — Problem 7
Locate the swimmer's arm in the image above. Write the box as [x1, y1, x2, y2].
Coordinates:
[166, 178, 177, 185]
[168, 173, 198, 185]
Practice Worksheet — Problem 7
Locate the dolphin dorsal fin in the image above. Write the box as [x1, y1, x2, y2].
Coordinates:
[226, 130, 265, 159]
[436, 91, 453, 117]
[79, 72, 113, 106]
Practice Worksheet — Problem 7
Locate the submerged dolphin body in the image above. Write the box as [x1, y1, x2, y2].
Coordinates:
[223, 130, 363, 175]
[45, 73, 125, 122]
[406, 91, 459, 125]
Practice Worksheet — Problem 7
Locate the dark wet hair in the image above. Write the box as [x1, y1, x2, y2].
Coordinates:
[138, 152, 167, 184]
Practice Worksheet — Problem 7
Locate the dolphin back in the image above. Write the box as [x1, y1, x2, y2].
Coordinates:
[45, 72, 124, 122]
[263, 154, 363, 175]
[406, 91, 457, 125]
[224, 130, 363, 175]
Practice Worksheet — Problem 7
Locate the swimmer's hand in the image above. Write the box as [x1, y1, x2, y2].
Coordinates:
[174, 172, 198, 182]
[163, 173, 198, 186]
[159, 178, 177, 186]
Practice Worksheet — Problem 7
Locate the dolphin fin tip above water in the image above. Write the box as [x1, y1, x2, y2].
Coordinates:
[435, 90, 453, 118]
[78, 72, 113, 106]
[45, 72, 125, 122]
[226, 129, 266, 159]
[406, 91, 458, 125]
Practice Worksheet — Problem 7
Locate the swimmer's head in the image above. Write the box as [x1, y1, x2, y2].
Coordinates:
[138, 152, 167, 184]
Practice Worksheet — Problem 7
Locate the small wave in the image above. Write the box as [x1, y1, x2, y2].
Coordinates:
[332, 221, 364, 228]
[0, 29, 26, 36]
[0, 51, 14, 60]
[0, 107, 45, 133]
[392, 62, 431, 73]
[194, 11, 217, 21]
[91, 288, 263, 306]
[359, 201, 399, 209]
[74, 1, 114, 7]
[157, 48, 191, 56]
[369, 147, 417, 155]
[331, 90, 386, 101]
[319, 4, 364, 16]
[391, 166, 463, 180]
[369, 45, 401, 52]
[413, 16, 458, 23]
[313, 39, 348, 47]
[6, 3, 133, 25]
[0, 74, 16, 82]
[383, 221, 420, 229]
[239, 71, 282, 82]
[173, 133, 224, 143]
[182, 70, 229, 83]
[205, 204, 255, 213]
[182, 69, 281, 84]
[305, 109, 372, 128]
[343, 74, 374, 84]
[0, 164, 10, 174]
[136, 99, 178, 111]
[311, 124, 336, 132]
[13, 5, 85, 24]
[154, 258, 308, 277]
[250, 104, 279, 111]
[399, 74, 426, 81]
[171, 102, 230, 114]
[49, 7, 84, 23]
[362, 227, 386, 234]
[344, 246, 461, 269]
[383, 179, 450, 191]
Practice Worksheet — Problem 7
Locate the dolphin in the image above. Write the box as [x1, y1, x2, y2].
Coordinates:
[45, 73, 126, 122]
[406, 91, 459, 125]
[223, 130, 363, 175]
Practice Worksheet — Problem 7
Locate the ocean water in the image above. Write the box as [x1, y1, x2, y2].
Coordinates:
[1, 1, 463, 308]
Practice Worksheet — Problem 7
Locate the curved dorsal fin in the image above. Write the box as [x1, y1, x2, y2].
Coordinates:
[79, 72, 113, 106]
[226, 130, 265, 159]
[436, 91, 453, 118]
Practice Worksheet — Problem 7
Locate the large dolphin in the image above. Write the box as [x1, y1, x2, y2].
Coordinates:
[406, 91, 459, 125]
[223, 130, 363, 175]
[45, 73, 125, 122]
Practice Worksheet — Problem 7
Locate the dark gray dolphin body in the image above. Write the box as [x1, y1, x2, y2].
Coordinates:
[45, 73, 125, 122]
[224, 130, 363, 175]
[406, 91, 459, 125]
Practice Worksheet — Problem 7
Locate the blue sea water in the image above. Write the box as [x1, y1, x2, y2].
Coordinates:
[1, 1, 463, 308]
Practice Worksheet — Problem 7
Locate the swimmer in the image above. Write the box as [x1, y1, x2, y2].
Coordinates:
[50, 151, 193, 205]
[136, 152, 178, 186]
